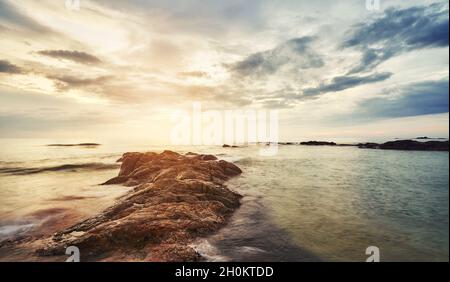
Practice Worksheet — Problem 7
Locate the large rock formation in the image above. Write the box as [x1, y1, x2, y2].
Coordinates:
[37, 150, 242, 261]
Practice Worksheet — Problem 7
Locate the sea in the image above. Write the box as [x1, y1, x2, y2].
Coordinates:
[0, 138, 448, 261]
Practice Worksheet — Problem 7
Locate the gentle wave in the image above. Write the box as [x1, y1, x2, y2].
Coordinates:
[0, 163, 119, 175]
[192, 239, 231, 262]
[0, 208, 71, 241]
[0, 223, 35, 237]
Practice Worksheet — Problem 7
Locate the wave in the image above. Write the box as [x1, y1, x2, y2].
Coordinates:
[0, 208, 71, 242]
[0, 223, 35, 237]
[191, 239, 230, 262]
[0, 162, 119, 175]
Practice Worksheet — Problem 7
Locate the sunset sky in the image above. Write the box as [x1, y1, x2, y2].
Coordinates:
[0, 0, 448, 143]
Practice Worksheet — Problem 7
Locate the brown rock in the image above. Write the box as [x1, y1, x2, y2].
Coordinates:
[37, 151, 242, 261]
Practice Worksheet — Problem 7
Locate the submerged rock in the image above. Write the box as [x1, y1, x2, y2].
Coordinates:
[37, 150, 242, 261]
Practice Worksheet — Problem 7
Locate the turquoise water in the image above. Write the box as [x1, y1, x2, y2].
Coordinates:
[0, 139, 448, 261]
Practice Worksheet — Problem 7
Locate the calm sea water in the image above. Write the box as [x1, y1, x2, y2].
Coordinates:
[0, 139, 448, 261]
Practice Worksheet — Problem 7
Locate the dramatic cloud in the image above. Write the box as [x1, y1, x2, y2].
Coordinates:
[358, 79, 449, 118]
[0, 60, 23, 74]
[37, 50, 102, 65]
[0, 1, 448, 140]
[230, 36, 324, 77]
[344, 3, 449, 74]
[303, 72, 393, 97]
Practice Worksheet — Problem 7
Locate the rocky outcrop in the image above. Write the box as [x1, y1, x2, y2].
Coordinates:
[300, 141, 337, 146]
[37, 150, 242, 261]
[379, 140, 448, 151]
[358, 140, 449, 151]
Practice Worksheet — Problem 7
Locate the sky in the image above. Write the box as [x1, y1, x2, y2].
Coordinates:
[0, 0, 448, 143]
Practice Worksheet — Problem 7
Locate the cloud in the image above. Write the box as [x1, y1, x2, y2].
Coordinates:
[0, 0, 54, 34]
[302, 72, 393, 97]
[46, 74, 112, 91]
[344, 3, 449, 74]
[230, 36, 324, 77]
[0, 59, 23, 74]
[177, 71, 208, 78]
[92, 0, 267, 35]
[260, 99, 294, 109]
[37, 50, 102, 65]
[358, 79, 449, 118]
[0, 85, 114, 137]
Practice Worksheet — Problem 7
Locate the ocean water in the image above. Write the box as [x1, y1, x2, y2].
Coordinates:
[0, 139, 448, 261]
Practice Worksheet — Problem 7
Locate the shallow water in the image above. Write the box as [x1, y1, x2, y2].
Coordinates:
[0, 139, 448, 261]
[210, 146, 449, 261]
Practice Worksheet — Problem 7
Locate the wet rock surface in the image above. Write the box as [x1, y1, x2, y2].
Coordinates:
[37, 150, 242, 261]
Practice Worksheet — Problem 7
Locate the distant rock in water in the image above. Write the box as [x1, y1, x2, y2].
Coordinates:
[357, 143, 380, 149]
[222, 144, 239, 148]
[358, 140, 449, 151]
[336, 144, 357, 147]
[38, 150, 242, 261]
[300, 141, 337, 146]
[46, 143, 100, 147]
[415, 136, 447, 140]
[380, 140, 448, 151]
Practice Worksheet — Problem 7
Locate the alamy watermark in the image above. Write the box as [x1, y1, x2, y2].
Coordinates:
[65, 0, 81, 11]
[366, 246, 380, 262]
[170, 102, 279, 156]
[366, 0, 381, 11]
[65, 246, 80, 262]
